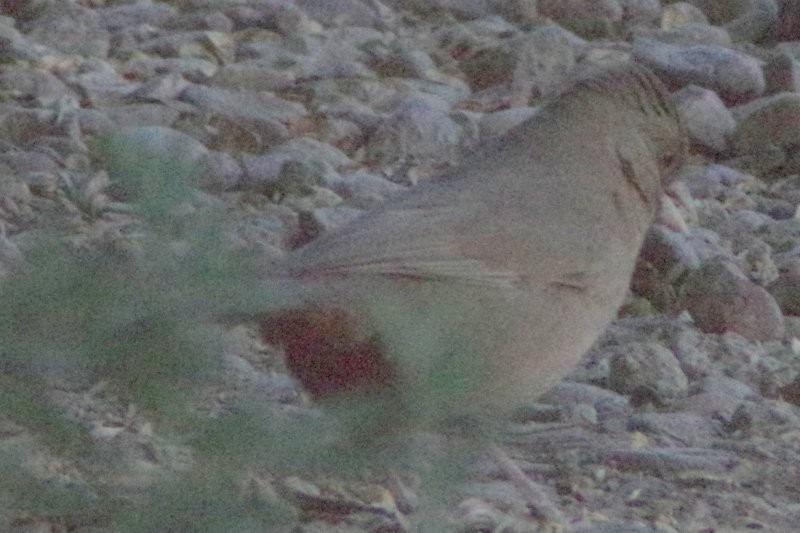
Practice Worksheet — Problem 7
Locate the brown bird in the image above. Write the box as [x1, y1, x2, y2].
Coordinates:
[260, 61, 687, 524]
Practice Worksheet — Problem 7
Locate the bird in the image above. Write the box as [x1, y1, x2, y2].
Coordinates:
[258, 61, 688, 525]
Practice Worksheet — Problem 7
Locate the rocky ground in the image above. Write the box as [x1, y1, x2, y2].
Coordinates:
[1, 0, 800, 531]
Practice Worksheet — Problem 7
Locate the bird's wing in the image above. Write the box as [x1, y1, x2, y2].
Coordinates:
[287, 203, 523, 289]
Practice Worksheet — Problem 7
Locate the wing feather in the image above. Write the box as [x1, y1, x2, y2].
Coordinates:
[287, 205, 522, 289]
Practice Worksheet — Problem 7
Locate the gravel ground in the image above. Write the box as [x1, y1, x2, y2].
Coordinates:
[0, 1, 800, 532]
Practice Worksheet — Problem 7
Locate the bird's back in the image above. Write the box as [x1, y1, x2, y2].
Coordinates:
[264, 61, 687, 416]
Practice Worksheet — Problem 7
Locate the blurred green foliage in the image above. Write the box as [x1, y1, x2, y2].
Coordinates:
[0, 133, 488, 532]
[0, 135, 316, 531]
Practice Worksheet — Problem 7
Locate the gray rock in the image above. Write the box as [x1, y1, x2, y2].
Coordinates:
[605, 447, 739, 476]
[96, 2, 179, 30]
[299, 205, 365, 241]
[538, 0, 623, 38]
[509, 24, 580, 98]
[780, 149, 800, 181]
[124, 57, 219, 83]
[764, 52, 800, 94]
[735, 238, 779, 285]
[245, 158, 324, 198]
[0, 108, 77, 148]
[197, 151, 242, 191]
[671, 85, 735, 153]
[180, 83, 306, 122]
[618, 0, 662, 25]
[752, 195, 797, 220]
[232, 202, 300, 253]
[762, 218, 800, 253]
[126, 72, 190, 104]
[165, 10, 234, 32]
[0, 17, 49, 62]
[464, 13, 521, 38]
[321, 170, 404, 207]
[667, 325, 715, 379]
[382, 0, 495, 20]
[607, 341, 690, 403]
[785, 316, 800, 338]
[731, 92, 800, 153]
[103, 103, 184, 129]
[768, 258, 800, 315]
[493, 0, 539, 25]
[0, 65, 77, 108]
[364, 96, 468, 180]
[694, 375, 758, 398]
[314, 95, 384, 134]
[295, 0, 382, 27]
[234, 2, 319, 35]
[686, 0, 778, 43]
[209, 63, 295, 92]
[634, 224, 701, 307]
[662, 2, 710, 27]
[632, 38, 765, 104]
[69, 58, 138, 107]
[314, 117, 365, 155]
[365, 39, 438, 80]
[768, 175, 800, 206]
[458, 44, 516, 93]
[0, 150, 61, 177]
[678, 164, 756, 199]
[296, 46, 373, 80]
[21, 1, 110, 57]
[65, 108, 117, 136]
[776, 0, 800, 40]
[680, 258, 786, 341]
[725, 209, 775, 242]
[540, 381, 632, 423]
[665, 180, 700, 227]
[628, 412, 718, 447]
[636, 22, 733, 47]
[139, 30, 235, 64]
[242, 138, 351, 190]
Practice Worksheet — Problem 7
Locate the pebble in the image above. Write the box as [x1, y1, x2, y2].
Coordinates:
[680, 257, 786, 341]
[632, 38, 766, 104]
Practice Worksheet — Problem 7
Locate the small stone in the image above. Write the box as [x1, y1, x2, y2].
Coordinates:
[607, 342, 690, 404]
[731, 92, 800, 154]
[299, 206, 365, 242]
[295, 0, 382, 27]
[764, 52, 800, 94]
[680, 258, 786, 341]
[671, 85, 735, 153]
[662, 2, 709, 28]
[628, 412, 718, 447]
[97, 2, 179, 30]
[642, 22, 733, 47]
[538, 0, 623, 39]
[736, 238, 779, 285]
[777, 0, 800, 40]
[22, 1, 110, 57]
[703, 0, 779, 43]
[364, 97, 468, 180]
[677, 163, 755, 200]
[632, 38, 765, 105]
[768, 258, 800, 315]
[0, 65, 77, 108]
